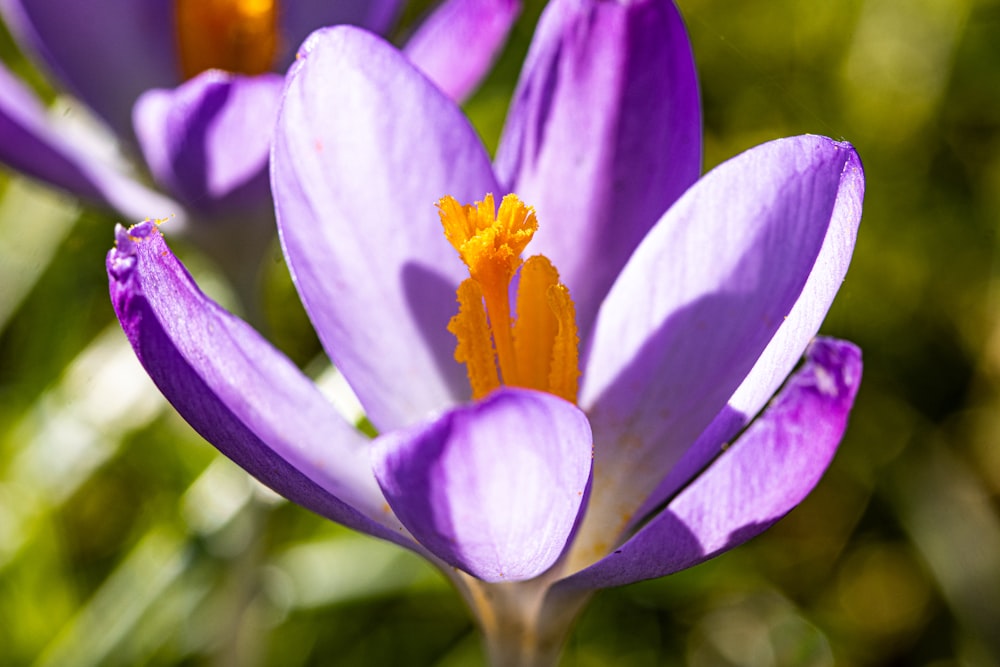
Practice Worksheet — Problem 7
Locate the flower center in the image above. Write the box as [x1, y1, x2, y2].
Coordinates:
[175, 0, 279, 79]
[439, 194, 580, 403]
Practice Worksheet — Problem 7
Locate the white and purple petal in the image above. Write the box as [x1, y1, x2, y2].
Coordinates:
[134, 71, 283, 217]
[403, 0, 520, 102]
[577, 136, 862, 548]
[107, 220, 415, 551]
[272, 26, 500, 431]
[0, 63, 181, 222]
[556, 337, 861, 591]
[494, 0, 701, 337]
[372, 388, 592, 582]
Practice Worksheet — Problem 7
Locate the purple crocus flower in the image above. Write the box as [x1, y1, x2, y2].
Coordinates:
[107, 0, 864, 663]
[1, 0, 517, 294]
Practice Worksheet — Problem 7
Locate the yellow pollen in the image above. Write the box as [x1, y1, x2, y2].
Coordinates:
[440, 194, 580, 403]
[175, 0, 279, 79]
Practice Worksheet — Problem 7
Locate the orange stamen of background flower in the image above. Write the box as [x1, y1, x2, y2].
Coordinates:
[175, 0, 279, 79]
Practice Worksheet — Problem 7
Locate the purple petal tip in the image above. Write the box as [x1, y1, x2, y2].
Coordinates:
[108, 219, 161, 280]
[803, 336, 863, 406]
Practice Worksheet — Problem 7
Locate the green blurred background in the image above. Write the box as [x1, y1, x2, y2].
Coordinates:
[2, 0, 999, 665]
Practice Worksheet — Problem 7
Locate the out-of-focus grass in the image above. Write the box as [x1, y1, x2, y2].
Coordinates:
[1, 0, 999, 665]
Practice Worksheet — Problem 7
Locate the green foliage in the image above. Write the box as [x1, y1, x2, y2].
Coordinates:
[2, 0, 1000, 665]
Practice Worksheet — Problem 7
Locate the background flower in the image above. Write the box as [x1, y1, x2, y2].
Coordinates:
[0, 0, 518, 311]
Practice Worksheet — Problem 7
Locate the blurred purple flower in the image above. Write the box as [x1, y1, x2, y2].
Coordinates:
[107, 0, 864, 662]
[0, 0, 517, 241]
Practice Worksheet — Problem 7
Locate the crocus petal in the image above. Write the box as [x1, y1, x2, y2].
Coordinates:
[272, 26, 500, 431]
[493, 0, 701, 338]
[372, 388, 592, 582]
[631, 148, 865, 526]
[556, 337, 861, 591]
[578, 136, 860, 546]
[134, 71, 283, 217]
[0, 64, 181, 221]
[403, 0, 520, 102]
[1, 0, 177, 138]
[277, 0, 402, 68]
[107, 220, 414, 551]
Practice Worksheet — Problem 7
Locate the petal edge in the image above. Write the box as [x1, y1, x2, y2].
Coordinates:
[557, 337, 861, 592]
[108, 221, 414, 550]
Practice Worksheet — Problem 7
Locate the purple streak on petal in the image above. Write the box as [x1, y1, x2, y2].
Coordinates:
[629, 146, 865, 529]
[372, 388, 593, 582]
[272, 26, 500, 431]
[0, 63, 181, 221]
[276, 0, 401, 68]
[494, 0, 701, 339]
[1, 0, 178, 139]
[107, 220, 417, 551]
[403, 0, 520, 102]
[134, 71, 282, 217]
[557, 338, 861, 591]
[577, 136, 859, 546]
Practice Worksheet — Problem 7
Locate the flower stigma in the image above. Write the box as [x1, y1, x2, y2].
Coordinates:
[175, 0, 278, 79]
[439, 194, 580, 404]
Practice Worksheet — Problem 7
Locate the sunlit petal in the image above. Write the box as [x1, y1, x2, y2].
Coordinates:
[578, 136, 861, 547]
[273, 26, 500, 431]
[372, 388, 592, 582]
[495, 0, 701, 337]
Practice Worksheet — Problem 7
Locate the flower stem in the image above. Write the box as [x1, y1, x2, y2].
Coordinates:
[453, 575, 591, 667]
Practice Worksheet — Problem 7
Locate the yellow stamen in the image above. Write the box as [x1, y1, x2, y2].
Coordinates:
[439, 194, 580, 403]
[545, 283, 580, 403]
[175, 0, 279, 79]
[513, 256, 561, 393]
[449, 278, 501, 399]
